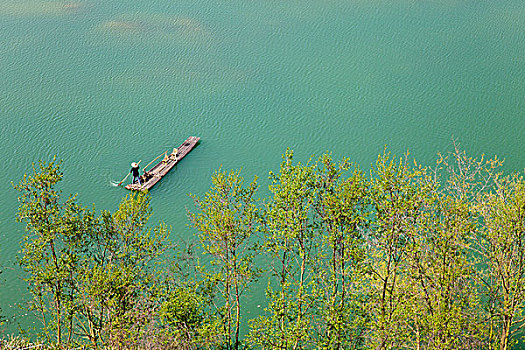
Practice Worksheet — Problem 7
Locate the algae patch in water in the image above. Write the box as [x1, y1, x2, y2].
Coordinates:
[97, 13, 212, 43]
[0, 1, 84, 17]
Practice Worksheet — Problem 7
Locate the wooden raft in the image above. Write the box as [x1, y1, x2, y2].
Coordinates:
[126, 136, 200, 192]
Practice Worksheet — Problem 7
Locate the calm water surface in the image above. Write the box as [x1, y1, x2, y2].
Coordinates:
[1, 0, 524, 333]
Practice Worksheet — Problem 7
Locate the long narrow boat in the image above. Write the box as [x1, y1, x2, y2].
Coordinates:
[126, 136, 200, 192]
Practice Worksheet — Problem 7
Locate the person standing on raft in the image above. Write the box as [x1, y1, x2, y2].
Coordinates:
[130, 162, 141, 185]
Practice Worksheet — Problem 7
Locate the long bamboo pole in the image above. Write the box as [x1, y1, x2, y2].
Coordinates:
[143, 151, 167, 171]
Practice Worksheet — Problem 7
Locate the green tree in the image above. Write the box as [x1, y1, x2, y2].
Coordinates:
[189, 168, 260, 350]
[159, 283, 222, 349]
[431, 142, 504, 349]
[365, 151, 431, 349]
[404, 190, 484, 349]
[75, 192, 169, 349]
[474, 173, 525, 350]
[312, 153, 369, 349]
[14, 158, 98, 346]
[15, 159, 169, 349]
[0, 262, 4, 328]
[248, 150, 319, 350]
[15, 146, 525, 350]
[365, 149, 489, 349]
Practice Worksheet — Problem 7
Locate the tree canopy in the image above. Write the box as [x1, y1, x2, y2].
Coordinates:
[5, 145, 525, 350]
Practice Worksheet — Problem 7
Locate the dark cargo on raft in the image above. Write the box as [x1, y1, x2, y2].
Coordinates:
[126, 136, 200, 192]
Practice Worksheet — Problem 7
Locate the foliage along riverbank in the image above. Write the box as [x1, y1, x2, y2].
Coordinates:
[2, 143, 525, 350]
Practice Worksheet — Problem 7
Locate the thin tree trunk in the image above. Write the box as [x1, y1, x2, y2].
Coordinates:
[233, 249, 241, 350]
[499, 315, 511, 350]
[280, 250, 288, 350]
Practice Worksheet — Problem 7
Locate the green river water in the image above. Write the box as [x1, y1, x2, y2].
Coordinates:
[0, 0, 524, 335]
